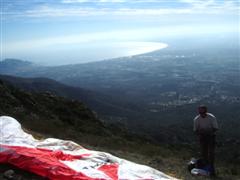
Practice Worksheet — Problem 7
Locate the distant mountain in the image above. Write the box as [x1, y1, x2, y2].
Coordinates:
[0, 58, 32, 67]
[0, 59, 35, 74]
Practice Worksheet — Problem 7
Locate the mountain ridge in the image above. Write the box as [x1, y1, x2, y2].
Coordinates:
[0, 74, 142, 124]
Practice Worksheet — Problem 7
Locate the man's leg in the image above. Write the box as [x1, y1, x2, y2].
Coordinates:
[199, 135, 208, 164]
[208, 135, 216, 175]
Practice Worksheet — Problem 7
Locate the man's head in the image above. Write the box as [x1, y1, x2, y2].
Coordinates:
[198, 105, 208, 117]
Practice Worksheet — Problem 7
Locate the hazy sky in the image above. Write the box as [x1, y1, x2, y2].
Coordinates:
[1, 0, 239, 65]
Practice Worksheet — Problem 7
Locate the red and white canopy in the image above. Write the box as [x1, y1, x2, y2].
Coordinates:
[0, 116, 178, 180]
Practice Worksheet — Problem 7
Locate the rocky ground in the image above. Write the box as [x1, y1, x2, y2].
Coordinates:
[0, 164, 46, 180]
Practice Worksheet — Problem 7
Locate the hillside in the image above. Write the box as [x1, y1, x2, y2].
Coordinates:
[0, 74, 142, 125]
[0, 78, 112, 138]
[0, 80, 240, 179]
[0, 74, 188, 144]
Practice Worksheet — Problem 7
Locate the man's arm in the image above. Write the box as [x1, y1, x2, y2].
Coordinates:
[193, 117, 199, 134]
[211, 115, 219, 132]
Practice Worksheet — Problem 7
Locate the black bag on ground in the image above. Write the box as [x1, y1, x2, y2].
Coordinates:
[187, 158, 207, 172]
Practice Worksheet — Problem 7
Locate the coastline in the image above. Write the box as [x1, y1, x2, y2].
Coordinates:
[4, 42, 168, 66]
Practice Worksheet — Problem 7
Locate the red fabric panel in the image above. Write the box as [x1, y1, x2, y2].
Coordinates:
[98, 163, 119, 180]
[0, 145, 97, 180]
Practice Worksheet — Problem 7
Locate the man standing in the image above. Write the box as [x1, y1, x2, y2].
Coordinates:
[193, 105, 219, 176]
